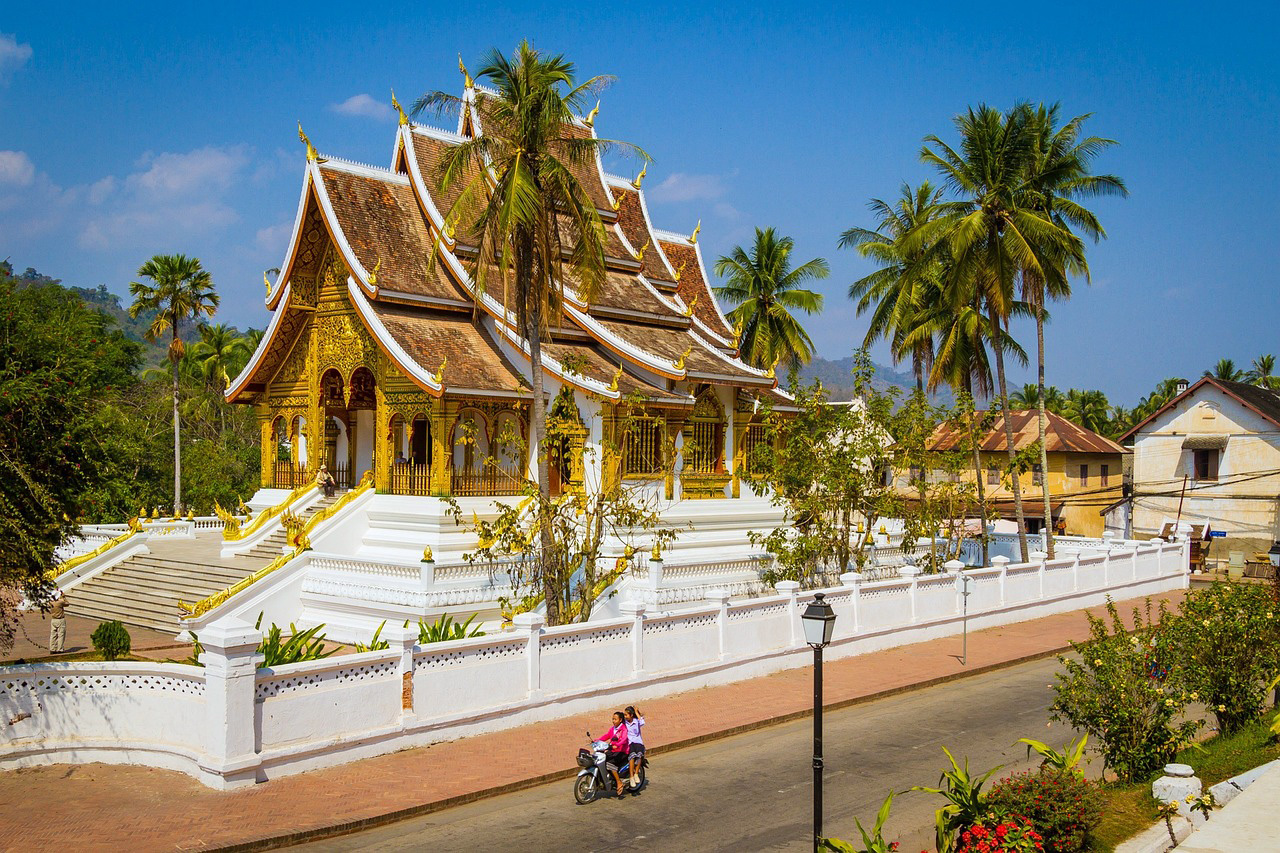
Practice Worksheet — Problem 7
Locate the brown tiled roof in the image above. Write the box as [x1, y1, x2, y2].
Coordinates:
[929, 410, 1126, 455]
[318, 164, 466, 302]
[580, 269, 677, 318]
[596, 319, 765, 382]
[555, 123, 616, 213]
[368, 303, 525, 395]
[659, 239, 735, 339]
[542, 339, 690, 405]
[408, 130, 479, 229]
[612, 188, 677, 284]
[1118, 377, 1280, 441]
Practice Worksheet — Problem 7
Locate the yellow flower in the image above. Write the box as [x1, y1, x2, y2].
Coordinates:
[1095, 658, 1103, 666]
[1191, 692, 1199, 700]
[1165, 699, 1175, 707]
[1218, 704, 1226, 712]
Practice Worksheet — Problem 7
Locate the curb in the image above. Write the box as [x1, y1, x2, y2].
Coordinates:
[209, 644, 1073, 851]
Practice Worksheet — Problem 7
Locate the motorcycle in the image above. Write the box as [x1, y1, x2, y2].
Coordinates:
[573, 730, 648, 804]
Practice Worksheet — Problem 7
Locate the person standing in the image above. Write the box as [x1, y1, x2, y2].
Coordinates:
[49, 590, 68, 653]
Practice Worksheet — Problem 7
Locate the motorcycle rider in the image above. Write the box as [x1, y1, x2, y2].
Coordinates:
[603, 710, 630, 796]
[624, 705, 645, 788]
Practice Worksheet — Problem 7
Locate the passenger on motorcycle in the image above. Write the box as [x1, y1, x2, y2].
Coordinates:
[604, 711, 630, 795]
[624, 705, 645, 788]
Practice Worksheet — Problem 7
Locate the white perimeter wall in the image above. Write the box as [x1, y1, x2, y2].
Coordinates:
[2, 540, 1188, 789]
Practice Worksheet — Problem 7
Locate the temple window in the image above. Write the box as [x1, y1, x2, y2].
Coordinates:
[622, 414, 664, 477]
[741, 422, 769, 476]
[686, 386, 725, 475]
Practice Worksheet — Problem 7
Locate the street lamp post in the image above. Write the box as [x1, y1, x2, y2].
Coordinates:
[802, 593, 837, 849]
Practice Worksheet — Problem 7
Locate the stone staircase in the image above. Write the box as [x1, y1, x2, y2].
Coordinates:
[64, 494, 342, 634]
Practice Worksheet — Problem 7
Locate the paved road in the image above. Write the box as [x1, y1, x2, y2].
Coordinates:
[301, 657, 1076, 852]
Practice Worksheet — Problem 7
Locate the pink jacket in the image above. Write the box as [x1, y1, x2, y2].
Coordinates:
[605, 722, 630, 754]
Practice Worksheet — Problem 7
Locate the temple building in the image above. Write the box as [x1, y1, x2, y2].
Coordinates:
[226, 75, 794, 534]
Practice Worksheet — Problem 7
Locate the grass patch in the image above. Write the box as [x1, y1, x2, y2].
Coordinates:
[1089, 715, 1280, 851]
[1, 650, 147, 665]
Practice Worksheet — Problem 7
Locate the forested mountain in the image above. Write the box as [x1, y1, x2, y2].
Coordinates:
[798, 354, 955, 404]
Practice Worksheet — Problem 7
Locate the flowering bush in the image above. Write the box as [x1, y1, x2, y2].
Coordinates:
[1049, 600, 1201, 782]
[1168, 581, 1280, 734]
[985, 769, 1103, 853]
[955, 816, 1044, 853]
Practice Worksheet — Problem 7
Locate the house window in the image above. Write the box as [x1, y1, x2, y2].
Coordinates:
[1032, 464, 1043, 486]
[1100, 464, 1110, 486]
[1194, 449, 1219, 481]
[987, 466, 999, 486]
[1079, 464, 1089, 486]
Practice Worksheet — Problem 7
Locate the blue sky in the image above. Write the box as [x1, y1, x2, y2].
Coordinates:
[3, 2, 1277, 403]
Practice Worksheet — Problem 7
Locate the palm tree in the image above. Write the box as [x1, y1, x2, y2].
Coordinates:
[1061, 389, 1111, 434]
[919, 103, 1083, 562]
[1019, 104, 1126, 557]
[191, 323, 251, 393]
[1247, 354, 1278, 389]
[840, 182, 944, 391]
[413, 43, 639, 625]
[1010, 383, 1041, 408]
[129, 254, 219, 514]
[714, 227, 827, 372]
[1204, 358, 1244, 382]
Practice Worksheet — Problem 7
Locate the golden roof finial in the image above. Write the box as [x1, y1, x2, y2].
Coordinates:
[611, 193, 623, 212]
[674, 260, 687, 282]
[298, 122, 319, 161]
[367, 257, 381, 286]
[444, 216, 458, 241]
[634, 239, 649, 262]
[433, 356, 447, 385]
[675, 345, 692, 371]
[391, 89, 408, 126]
[458, 55, 474, 89]
[690, 220, 701, 244]
[766, 360, 777, 379]
[264, 270, 272, 294]
[585, 100, 600, 127]
[608, 365, 623, 392]
[681, 293, 698, 318]
[632, 164, 646, 189]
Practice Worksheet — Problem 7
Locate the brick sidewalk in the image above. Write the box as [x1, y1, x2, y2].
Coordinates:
[2, 611, 184, 665]
[0, 590, 1185, 852]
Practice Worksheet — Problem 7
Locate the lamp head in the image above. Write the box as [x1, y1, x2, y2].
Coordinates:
[801, 592, 837, 649]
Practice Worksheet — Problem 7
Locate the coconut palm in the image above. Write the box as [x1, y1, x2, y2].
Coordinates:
[1247, 354, 1278, 389]
[919, 103, 1083, 562]
[191, 323, 251, 393]
[1204, 358, 1244, 382]
[129, 254, 218, 515]
[1061, 389, 1111, 434]
[413, 43, 641, 624]
[1019, 104, 1126, 557]
[713, 227, 826, 373]
[840, 181, 945, 391]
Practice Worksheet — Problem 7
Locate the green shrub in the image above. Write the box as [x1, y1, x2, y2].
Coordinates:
[956, 816, 1044, 853]
[90, 620, 131, 660]
[412, 613, 484, 644]
[354, 620, 390, 653]
[1169, 581, 1280, 734]
[1049, 600, 1201, 783]
[985, 768, 1104, 853]
[255, 612, 335, 667]
[821, 791, 898, 852]
[913, 746, 1001, 853]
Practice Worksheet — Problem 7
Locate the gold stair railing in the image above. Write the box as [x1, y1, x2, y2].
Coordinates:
[179, 472, 375, 619]
[219, 481, 318, 542]
[49, 519, 145, 580]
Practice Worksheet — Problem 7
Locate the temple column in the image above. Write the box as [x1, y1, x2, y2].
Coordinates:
[731, 411, 749, 500]
[374, 387, 391, 493]
[430, 399, 454, 496]
[601, 405, 622, 494]
[664, 416, 686, 501]
[257, 409, 273, 489]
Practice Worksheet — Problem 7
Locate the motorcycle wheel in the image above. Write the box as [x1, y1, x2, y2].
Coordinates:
[634, 762, 646, 790]
[573, 774, 597, 805]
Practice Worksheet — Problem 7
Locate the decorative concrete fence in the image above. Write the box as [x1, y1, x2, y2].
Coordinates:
[1, 539, 1188, 789]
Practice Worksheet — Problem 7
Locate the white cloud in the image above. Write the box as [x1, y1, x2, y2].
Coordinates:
[0, 150, 35, 185]
[647, 172, 730, 203]
[0, 33, 32, 84]
[255, 220, 293, 253]
[330, 93, 393, 122]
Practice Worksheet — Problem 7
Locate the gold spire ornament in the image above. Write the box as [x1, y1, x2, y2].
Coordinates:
[391, 89, 408, 126]
[632, 164, 646, 189]
[690, 220, 701, 244]
[611, 194, 623, 212]
[367, 257, 381, 286]
[674, 260, 687, 282]
[651, 541, 662, 561]
[264, 270, 272, 294]
[681, 293, 698, 318]
[608, 365, 624, 392]
[458, 55, 474, 89]
[675, 345, 692, 371]
[585, 101, 600, 127]
[421, 545, 433, 563]
[298, 122, 320, 161]
[433, 357, 447, 385]
[634, 239, 649, 262]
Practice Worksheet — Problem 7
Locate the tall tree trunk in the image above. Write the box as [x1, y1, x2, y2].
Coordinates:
[966, 382, 990, 567]
[912, 350, 924, 394]
[1035, 303, 1054, 558]
[171, 328, 182, 516]
[521, 233, 559, 625]
[989, 304, 1028, 562]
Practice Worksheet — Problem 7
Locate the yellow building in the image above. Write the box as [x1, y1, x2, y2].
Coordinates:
[915, 410, 1127, 538]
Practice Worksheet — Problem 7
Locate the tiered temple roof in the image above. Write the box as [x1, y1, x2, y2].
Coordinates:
[228, 79, 791, 412]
